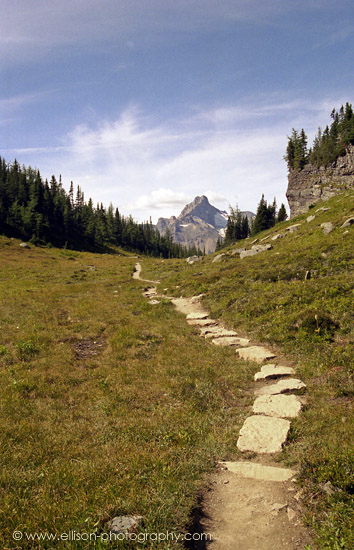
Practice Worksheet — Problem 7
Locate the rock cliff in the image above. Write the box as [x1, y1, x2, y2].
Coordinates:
[286, 145, 354, 217]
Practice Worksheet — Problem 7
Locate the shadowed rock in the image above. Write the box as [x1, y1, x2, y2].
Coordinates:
[254, 364, 295, 381]
[255, 378, 306, 396]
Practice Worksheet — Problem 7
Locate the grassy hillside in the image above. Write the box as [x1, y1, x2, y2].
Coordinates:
[143, 190, 354, 549]
[0, 239, 258, 549]
[1, 190, 353, 549]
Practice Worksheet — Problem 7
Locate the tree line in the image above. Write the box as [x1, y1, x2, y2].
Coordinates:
[0, 157, 200, 258]
[285, 102, 354, 170]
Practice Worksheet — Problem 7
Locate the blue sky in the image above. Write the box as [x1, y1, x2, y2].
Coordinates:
[1, 0, 354, 221]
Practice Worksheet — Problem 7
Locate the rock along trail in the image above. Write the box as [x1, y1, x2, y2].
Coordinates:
[134, 263, 312, 549]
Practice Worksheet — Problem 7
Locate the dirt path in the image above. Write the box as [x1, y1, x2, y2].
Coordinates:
[132, 262, 160, 284]
[134, 263, 312, 549]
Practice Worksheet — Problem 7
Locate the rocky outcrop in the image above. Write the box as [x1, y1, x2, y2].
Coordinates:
[156, 195, 254, 254]
[286, 145, 354, 217]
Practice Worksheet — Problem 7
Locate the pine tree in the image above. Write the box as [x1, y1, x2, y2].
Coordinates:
[276, 203, 287, 223]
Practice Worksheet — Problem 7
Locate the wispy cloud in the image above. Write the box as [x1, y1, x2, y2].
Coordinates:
[3, 94, 349, 220]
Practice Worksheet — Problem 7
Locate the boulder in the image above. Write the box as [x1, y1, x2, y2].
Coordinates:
[212, 253, 226, 263]
[186, 255, 203, 264]
[107, 516, 142, 534]
[20, 242, 30, 248]
[306, 215, 316, 222]
[321, 222, 334, 234]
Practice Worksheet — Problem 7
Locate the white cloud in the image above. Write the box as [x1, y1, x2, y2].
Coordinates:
[4, 94, 350, 222]
[132, 188, 191, 212]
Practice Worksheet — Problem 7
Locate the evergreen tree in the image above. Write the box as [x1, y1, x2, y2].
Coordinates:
[288, 103, 354, 170]
[276, 203, 288, 223]
[0, 156, 192, 258]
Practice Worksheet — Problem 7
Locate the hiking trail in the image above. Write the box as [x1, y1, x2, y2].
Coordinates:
[133, 262, 312, 549]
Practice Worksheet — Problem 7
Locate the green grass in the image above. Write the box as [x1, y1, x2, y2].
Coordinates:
[142, 190, 354, 550]
[0, 239, 256, 549]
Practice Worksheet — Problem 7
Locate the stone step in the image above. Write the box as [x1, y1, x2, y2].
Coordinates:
[187, 318, 218, 326]
[253, 394, 303, 418]
[212, 336, 250, 347]
[220, 461, 296, 482]
[254, 364, 296, 381]
[236, 346, 276, 364]
[255, 379, 306, 397]
[185, 311, 209, 320]
[200, 326, 238, 338]
[237, 415, 291, 453]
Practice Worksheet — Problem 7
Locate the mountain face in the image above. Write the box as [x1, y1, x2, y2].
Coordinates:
[156, 195, 254, 254]
[286, 145, 354, 217]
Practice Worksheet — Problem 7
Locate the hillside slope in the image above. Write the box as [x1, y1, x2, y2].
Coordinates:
[143, 189, 354, 549]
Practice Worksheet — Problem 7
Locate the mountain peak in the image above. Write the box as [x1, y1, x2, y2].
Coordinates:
[156, 195, 255, 254]
[178, 195, 220, 223]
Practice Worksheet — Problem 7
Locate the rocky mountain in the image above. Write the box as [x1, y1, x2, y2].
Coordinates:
[286, 144, 354, 217]
[156, 195, 254, 254]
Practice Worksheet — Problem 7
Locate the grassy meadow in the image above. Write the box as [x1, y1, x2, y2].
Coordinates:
[143, 190, 354, 549]
[0, 240, 257, 549]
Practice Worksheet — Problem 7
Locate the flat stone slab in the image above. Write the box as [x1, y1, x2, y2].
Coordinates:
[221, 461, 296, 482]
[254, 364, 296, 381]
[255, 378, 306, 396]
[200, 326, 238, 338]
[107, 515, 142, 534]
[253, 394, 303, 418]
[187, 318, 218, 326]
[237, 415, 291, 453]
[236, 346, 276, 364]
[185, 311, 209, 320]
[148, 299, 160, 305]
[212, 336, 250, 347]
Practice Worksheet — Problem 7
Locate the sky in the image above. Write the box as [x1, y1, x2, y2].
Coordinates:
[1, 0, 354, 222]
